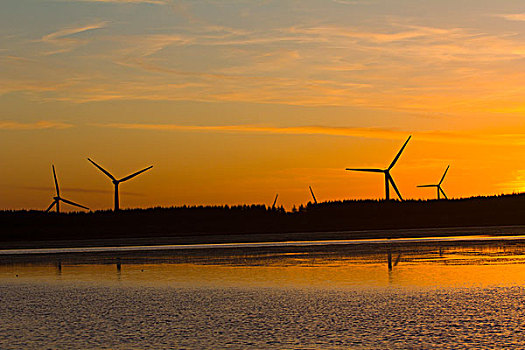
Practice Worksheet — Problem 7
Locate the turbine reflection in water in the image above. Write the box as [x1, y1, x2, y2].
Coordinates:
[3, 241, 525, 288]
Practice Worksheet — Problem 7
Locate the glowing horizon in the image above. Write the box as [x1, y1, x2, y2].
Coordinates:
[2, 0, 525, 211]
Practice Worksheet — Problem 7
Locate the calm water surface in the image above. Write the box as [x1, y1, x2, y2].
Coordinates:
[2, 238, 525, 349]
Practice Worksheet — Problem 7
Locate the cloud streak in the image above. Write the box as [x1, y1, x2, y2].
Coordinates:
[7, 6, 525, 115]
[496, 13, 525, 22]
[42, 22, 108, 43]
[94, 122, 525, 146]
[40, 21, 108, 55]
[0, 121, 73, 130]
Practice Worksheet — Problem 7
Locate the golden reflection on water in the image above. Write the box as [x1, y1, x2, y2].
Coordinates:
[3, 242, 525, 289]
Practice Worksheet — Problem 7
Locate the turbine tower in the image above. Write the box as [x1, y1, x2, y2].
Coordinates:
[417, 165, 449, 200]
[87, 158, 153, 211]
[346, 136, 411, 201]
[45, 165, 89, 213]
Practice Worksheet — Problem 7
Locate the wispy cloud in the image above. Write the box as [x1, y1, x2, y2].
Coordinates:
[496, 13, 525, 22]
[7, 10, 525, 114]
[288, 24, 458, 43]
[0, 121, 73, 130]
[95, 22, 525, 111]
[40, 21, 108, 55]
[93, 122, 525, 146]
[42, 22, 108, 43]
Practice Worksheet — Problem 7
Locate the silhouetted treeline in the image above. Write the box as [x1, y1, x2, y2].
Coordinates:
[2, 194, 525, 243]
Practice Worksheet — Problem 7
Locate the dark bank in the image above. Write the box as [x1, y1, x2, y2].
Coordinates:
[3, 193, 525, 248]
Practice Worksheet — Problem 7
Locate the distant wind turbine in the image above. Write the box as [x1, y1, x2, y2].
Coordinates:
[346, 136, 412, 201]
[417, 165, 450, 200]
[87, 158, 153, 211]
[45, 165, 89, 213]
[309, 186, 317, 204]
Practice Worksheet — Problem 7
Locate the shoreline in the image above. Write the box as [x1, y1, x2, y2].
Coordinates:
[3, 224, 525, 251]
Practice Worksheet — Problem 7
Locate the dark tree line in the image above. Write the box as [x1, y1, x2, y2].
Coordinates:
[2, 194, 525, 243]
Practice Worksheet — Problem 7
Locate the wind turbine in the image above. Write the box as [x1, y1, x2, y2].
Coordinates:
[87, 158, 153, 211]
[417, 165, 449, 200]
[346, 136, 411, 201]
[45, 165, 89, 213]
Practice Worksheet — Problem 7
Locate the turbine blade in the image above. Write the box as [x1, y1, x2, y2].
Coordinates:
[119, 165, 153, 182]
[309, 186, 317, 204]
[388, 174, 403, 201]
[388, 135, 412, 170]
[52, 165, 60, 196]
[45, 201, 56, 212]
[60, 197, 90, 210]
[346, 168, 384, 173]
[439, 187, 448, 199]
[439, 165, 450, 185]
[417, 184, 437, 188]
[87, 158, 116, 181]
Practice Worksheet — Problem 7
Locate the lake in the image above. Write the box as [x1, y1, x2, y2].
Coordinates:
[2, 236, 525, 349]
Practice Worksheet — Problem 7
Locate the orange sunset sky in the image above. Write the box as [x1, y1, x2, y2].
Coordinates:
[2, 0, 525, 211]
